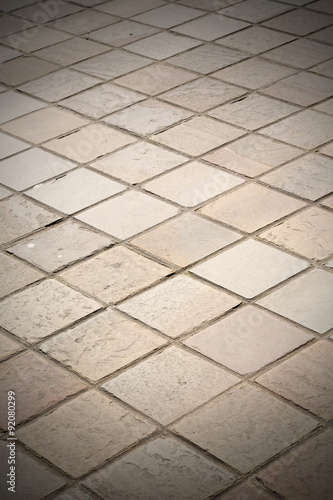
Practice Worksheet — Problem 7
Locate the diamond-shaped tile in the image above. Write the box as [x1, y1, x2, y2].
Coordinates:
[49, 9, 119, 35]
[34, 37, 109, 66]
[192, 239, 309, 298]
[0, 132, 29, 159]
[217, 25, 294, 54]
[118, 274, 240, 337]
[172, 13, 249, 40]
[219, 0, 292, 22]
[0, 252, 44, 298]
[215, 481, 277, 500]
[0, 330, 23, 361]
[308, 0, 333, 14]
[263, 8, 332, 35]
[125, 32, 202, 60]
[88, 20, 160, 46]
[1, 25, 71, 52]
[264, 39, 332, 69]
[0, 90, 45, 124]
[14, 1, 82, 22]
[309, 24, 333, 44]
[131, 4, 203, 28]
[0, 56, 58, 86]
[96, 0, 164, 17]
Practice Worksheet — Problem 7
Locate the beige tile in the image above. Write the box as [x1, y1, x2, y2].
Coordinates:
[152, 116, 244, 156]
[160, 77, 246, 112]
[208, 93, 299, 130]
[103, 346, 239, 424]
[0, 13, 29, 36]
[118, 274, 240, 337]
[83, 436, 236, 500]
[17, 390, 155, 478]
[59, 245, 170, 303]
[309, 25, 333, 44]
[14, 1, 81, 23]
[25, 168, 125, 214]
[2, 25, 71, 52]
[0, 56, 58, 86]
[0, 279, 101, 343]
[0, 132, 29, 159]
[204, 136, 302, 177]
[217, 25, 294, 54]
[192, 239, 309, 298]
[90, 141, 187, 184]
[263, 8, 332, 35]
[1, 107, 89, 143]
[104, 98, 192, 136]
[132, 4, 203, 28]
[257, 430, 333, 500]
[88, 20, 160, 46]
[311, 59, 333, 78]
[0, 196, 60, 245]
[61, 83, 145, 119]
[259, 207, 333, 260]
[40, 309, 166, 381]
[125, 32, 202, 60]
[114, 63, 197, 95]
[143, 161, 243, 206]
[53, 487, 93, 500]
[44, 124, 136, 163]
[0, 148, 75, 190]
[0, 186, 11, 200]
[77, 190, 178, 239]
[0, 351, 86, 425]
[172, 13, 249, 40]
[308, 0, 333, 14]
[260, 154, 333, 200]
[0, 90, 45, 124]
[19, 69, 102, 102]
[180, 0, 241, 9]
[185, 306, 313, 375]
[34, 37, 109, 66]
[257, 269, 333, 334]
[215, 481, 276, 499]
[95, 0, 165, 17]
[200, 184, 305, 232]
[131, 213, 241, 266]
[320, 141, 333, 156]
[321, 193, 333, 208]
[257, 341, 333, 421]
[49, 9, 119, 35]
[172, 384, 317, 473]
[264, 39, 332, 69]
[314, 96, 333, 114]
[219, 0, 292, 22]
[0, 252, 44, 298]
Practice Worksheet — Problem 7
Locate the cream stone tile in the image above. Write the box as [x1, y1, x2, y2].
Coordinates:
[143, 161, 243, 206]
[0, 252, 44, 298]
[0, 330, 23, 361]
[260, 154, 333, 200]
[103, 346, 239, 424]
[185, 306, 312, 375]
[321, 193, 333, 208]
[263, 8, 332, 35]
[83, 436, 236, 500]
[0, 56, 58, 86]
[17, 390, 155, 477]
[0, 351, 86, 425]
[59, 245, 170, 303]
[311, 59, 333, 78]
[91, 142, 187, 184]
[0, 186, 12, 200]
[19, 69, 102, 102]
[259, 207, 333, 260]
[204, 135, 302, 177]
[96, 0, 165, 17]
[261, 110, 333, 149]
[219, 0, 292, 22]
[160, 77, 246, 112]
[0, 91, 45, 124]
[0, 196, 60, 245]
[49, 10, 119, 35]
[131, 213, 241, 266]
[25, 168, 125, 214]
[2, 26, 71, 52]
[320, 142, 333, 156]
[200, 184, 305, 232]
[152, 116, 244, 156]
[0, 148, 75, 190]
[264, 39, 332, 69]
[192, 239, 309, 298]
[1, 107, 89, 144]
[76, 190, 178, 239]
[44, 124, 136, 163]
[125, 32, 202, 60]
[0, 132, 29, 159]
[171, 384, 318, 473]
[118, 274, 240, 337]
[208, 94, 299, 130]
[41, 309, 166, 381]
[88, 20, 160, 46]
[132, 4, 203, 28]
[0, 279, 101, 343]
[114, 63, 197, 95]
[172, 13, 249, 40]
[314, 96, 333, 114]
[217, 25, 294, 54]
[103, 99, 192, 136]
[34, 37, 109, 66]
[257, 268, 333, 334]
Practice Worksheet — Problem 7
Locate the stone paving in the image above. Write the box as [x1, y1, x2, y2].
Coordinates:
[0, 0, 332, 498]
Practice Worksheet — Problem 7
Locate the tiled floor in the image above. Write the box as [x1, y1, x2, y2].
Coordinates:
[0, 0, 332, 499]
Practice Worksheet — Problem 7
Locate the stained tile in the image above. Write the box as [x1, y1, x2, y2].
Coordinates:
[152, 116, 244, 156]
[172, 13, 249, 40]
[90, 142, 187, 184]
[0, 56, 58, 86]
[0, 148, 75, 191]
[0, 196, 60, 245]
[0, 279, 100, 343]
[40, 309, 166, 381]
[49, 9, 119, 35]
[103, 346, 239, 424]
[143, 161, 243, 206]
[83, 436, 236, 500]
[0, 90, 45, 124]
[0, 132, 29, 159]
[260, 154, 333, 200]
[131, 4, 203, 28]
[25, 168, 125, 214]
[263, 8, 333, 35]
[125, 32, 202, 60]
[34, 37, 109, 66]
[118, 274, 240, 337]
[192, 239, 309, 298]
[200, 184, 305, 232]
[264, 39, 332, 69]
[172, 384, 317, 473]
[160, 77, 246, 112]
[219, 0, 292, 22]
[185, 306, 313, 375]
[88, 20, 160, 46]
[8, 220, 112, 272]
[95, 0, 165, 17]
[1, 26, 71, 52]
[257, 268, 333, 334]
[59, 245, 170, 303]
[44, 124, 136, 163]
[0, 252, 44, 298]
[1, 107, 89, 144]
[217, 25, 294, 54]
[0, 351, 86, 425]
[103, 99, 192, 136]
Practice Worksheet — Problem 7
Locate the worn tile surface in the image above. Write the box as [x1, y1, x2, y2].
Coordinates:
[0, 252, 44, 298]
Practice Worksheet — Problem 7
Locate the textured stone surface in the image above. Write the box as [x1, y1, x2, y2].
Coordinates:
[0, 56, 57, 86]
[35, 37, 109, 66]
[219, 0, 292, 23]
[88, 20, 160, 46]
[0, 330, 23, 361]
[125, 32, 202, 60]
[263, 8, 332, 35]
[0, 252, 44, 298]
[215, 481, 277, 499]
[218, 25, 294, 53]
[132, 3, 203, 28]
[95, 0, 165, 17]
[49, 9, 119, 35]
[264, 38, 332, 69]
[173, 13, 249, 40]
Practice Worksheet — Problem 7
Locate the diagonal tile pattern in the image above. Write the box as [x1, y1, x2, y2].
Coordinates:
[0, 1, 332, 498]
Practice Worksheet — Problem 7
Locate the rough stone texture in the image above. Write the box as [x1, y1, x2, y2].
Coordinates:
[0, 329, 23, 361]
[215, 481, 277, 499]
[0, 252, 44, 298]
